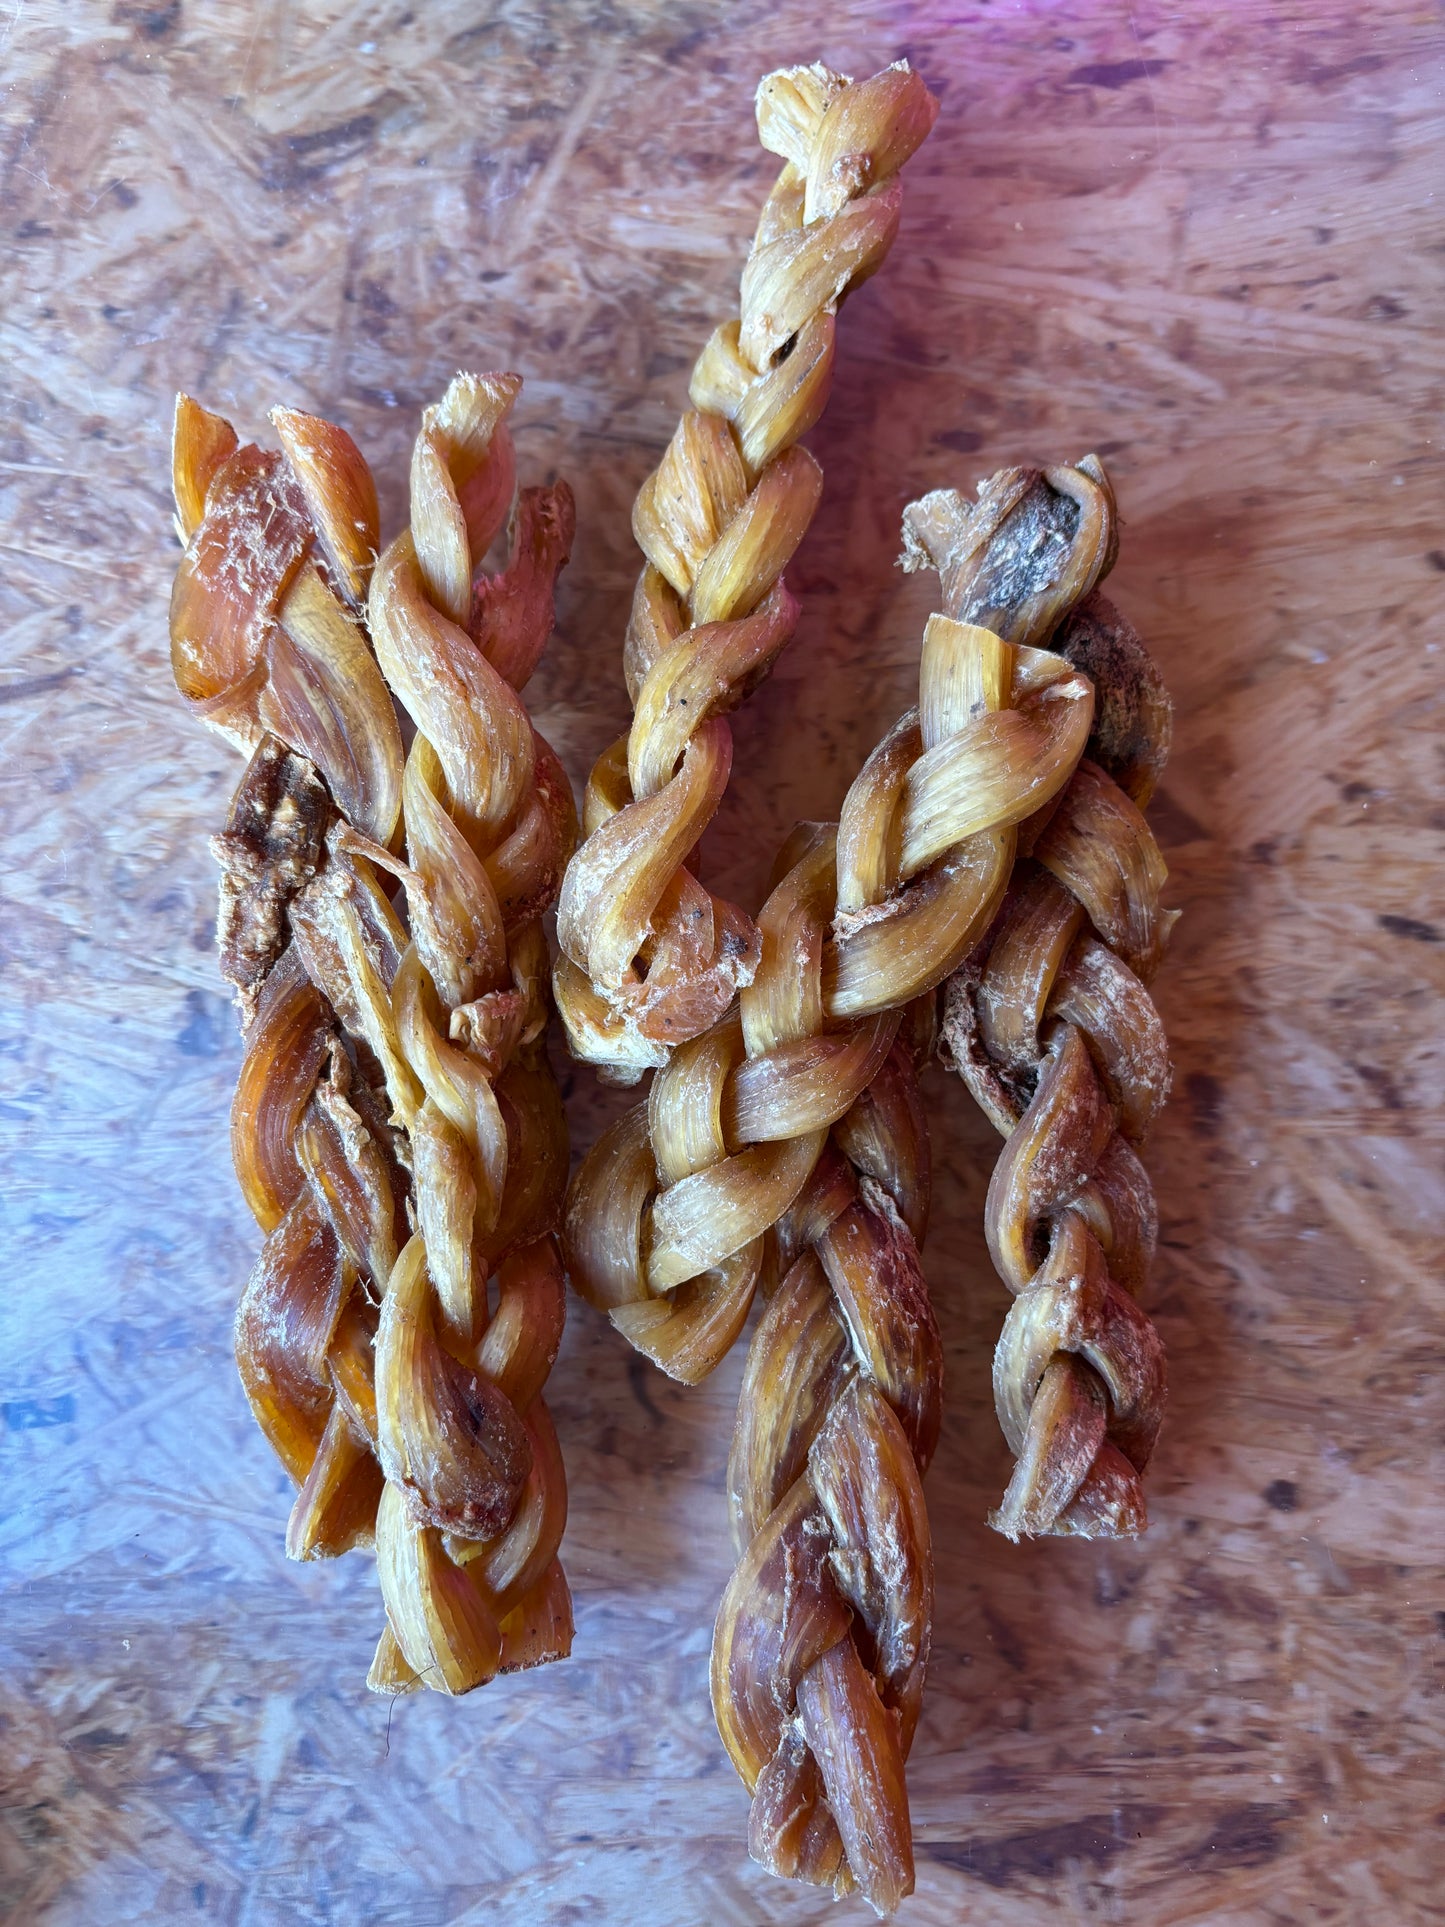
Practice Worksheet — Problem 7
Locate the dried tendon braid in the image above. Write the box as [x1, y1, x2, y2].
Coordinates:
[909, 471, 1177, 1539]
[362, 373, 578, 1692]
[170, 395, 409, 1567]
[565, 463, 1111, 1381]
[554, 59, 938, 1083]
[169, 382, 577, 1692]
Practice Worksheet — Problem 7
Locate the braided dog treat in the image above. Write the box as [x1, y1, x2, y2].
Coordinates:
[566, 464, 1111, 1380]
[169, 381, 576, 1690]
[554, 59, 938, 1083]
[908, 470, 1175, 1539]
[363, 373, 578, 1692]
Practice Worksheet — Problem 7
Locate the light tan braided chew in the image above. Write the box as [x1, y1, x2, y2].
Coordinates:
[553, 60, 938, 1083]
[908, 471, 1176, 1538]
[565, 465, 1110, 1382]
[168, 382, 577, 1691]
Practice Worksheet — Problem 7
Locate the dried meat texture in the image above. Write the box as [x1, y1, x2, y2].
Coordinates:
[212, 735, 333, 1025]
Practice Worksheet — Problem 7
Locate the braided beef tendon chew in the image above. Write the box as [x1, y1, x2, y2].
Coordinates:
[908, 466, 1176, 1539]
[170, 395, 407, 1565]
[566, 464, 1111, 1382]
[554, 60, 938, 1082]
[170, 381, 576, 1690]
[364, 373, 578, 1691]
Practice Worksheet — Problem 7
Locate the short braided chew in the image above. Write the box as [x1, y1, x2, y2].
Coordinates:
[554, 59, 938, 1084]
[169, 380, 578, 1690]
[910, 469, 1176, 1538]
[565, 464, 1110, 1382]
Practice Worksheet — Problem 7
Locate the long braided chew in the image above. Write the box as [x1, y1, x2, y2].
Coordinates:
[553, 59, 937, 1084]
[566, 462, 1109, 1382]
[169, 378, 577, 1690]
[697, 467, 1117, 1908]
[906, 468, 1175, 1538]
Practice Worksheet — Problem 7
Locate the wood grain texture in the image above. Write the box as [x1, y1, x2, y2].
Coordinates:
[2, 2, 1442, 1921]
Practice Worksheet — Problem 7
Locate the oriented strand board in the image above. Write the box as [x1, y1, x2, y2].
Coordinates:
[2, 3, 1442, 1922]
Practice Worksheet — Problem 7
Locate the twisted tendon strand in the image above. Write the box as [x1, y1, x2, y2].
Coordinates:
[170, 395, 409, 1575]
[565, 461, 1113, 1382]
[907, 469, 1176, 1538]
[553, 59, 938, 1083]
[363, 373, 578, 1691]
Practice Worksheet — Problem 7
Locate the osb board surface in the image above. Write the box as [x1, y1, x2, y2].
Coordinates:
[2, 1, 1442, 1922]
